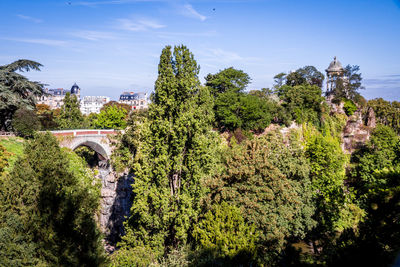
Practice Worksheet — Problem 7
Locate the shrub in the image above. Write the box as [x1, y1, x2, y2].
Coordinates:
[343, 99, 357, 116]
[110, 247, 157, 267]
[11, 108, 41, 137]
[193, 202, 258, 260]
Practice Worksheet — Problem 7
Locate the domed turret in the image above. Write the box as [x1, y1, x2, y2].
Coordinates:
[70, 83, 80, 95]
[325, 57, 346, 98]
[326, 56, 344, 73]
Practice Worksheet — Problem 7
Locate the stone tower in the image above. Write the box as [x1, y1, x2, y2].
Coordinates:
[70, 83, 81, 100]
[325, 56, 345, 99]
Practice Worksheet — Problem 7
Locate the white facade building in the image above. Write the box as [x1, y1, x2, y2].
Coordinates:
[37, 83, 81, 109]
[118, 92, 149, 110]
[80, 96, 110, 115]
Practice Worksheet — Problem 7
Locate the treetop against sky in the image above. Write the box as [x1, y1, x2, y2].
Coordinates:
[0, 0, 399, 100]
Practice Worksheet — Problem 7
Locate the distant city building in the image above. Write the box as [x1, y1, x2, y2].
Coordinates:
[80, 96, 110, 115]
[118, 92, 149, 110]
[37, 83, 81, 109]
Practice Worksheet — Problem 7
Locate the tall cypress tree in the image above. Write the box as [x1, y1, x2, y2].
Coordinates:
[120, 45, 217, 255]
[56, 92, 84, 129]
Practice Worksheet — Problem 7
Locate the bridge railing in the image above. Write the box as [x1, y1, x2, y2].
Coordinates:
[50, 129, 118, 136]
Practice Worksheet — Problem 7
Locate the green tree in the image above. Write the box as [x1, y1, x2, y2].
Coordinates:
[273, 72, 287, 89]
[304, 126, 351, 252]
[0, 133, 106, 266]
[0, 60, 45, 131]
[343, 99, 357, 116]
[328, 124, 400, 267]
[278, 84, 324, 126]
[327, 167, 400, 267]
[120, 45, 218, 256]
[93, 105, 128, 129]
[206, 132, 315, 263]
[101, 101, 131, 113]
[56, 92, 85, 129]
[353, 125, 399, 197]
[249, 87, 274, 99]
[286, 66, 325, 88]
[205, 67, 251, 96]
[334, 65, 364, 101]
[36, 104, 59, 130]
[368, 98, 400, 134]
[193, 202, 258, 263]
[11, 108, 41, 137]
[214, 91, 278, 132]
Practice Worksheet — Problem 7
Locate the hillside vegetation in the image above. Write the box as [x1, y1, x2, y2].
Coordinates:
[1, 47, 399, 266]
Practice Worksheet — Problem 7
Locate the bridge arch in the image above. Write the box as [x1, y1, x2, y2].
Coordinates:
[71, 140, 109, 160]
[51, 129, 116, 160]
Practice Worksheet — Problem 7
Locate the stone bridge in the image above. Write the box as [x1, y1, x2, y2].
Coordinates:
[50, 129, 132, 251]
[51, 129, 117, 160]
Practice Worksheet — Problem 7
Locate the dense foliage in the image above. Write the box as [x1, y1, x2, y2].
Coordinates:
[119, 45, 218, 258]
[11, 108, 41, 137]
[36, 103, 59, 130]
[368, 98, 400, 134]
[0, 60, 45, 131]
[214, 90, 277, 132]
[193, 202, 258, 262]
[205, 131, 315, 264]
[56, 92, 85, 129]
[0, 133, 106, 266]
[205, 67, 251, 96]
[285, 65, 325, 88]
[2, 49, 400, 267]
[92, 105, 128, 129]
[278, 84, 324, 126]
[333, 64, 364, 102]
[0, 143, 9, 175]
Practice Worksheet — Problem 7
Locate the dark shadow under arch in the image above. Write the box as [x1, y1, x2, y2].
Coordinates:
[72, 141, 108, 161]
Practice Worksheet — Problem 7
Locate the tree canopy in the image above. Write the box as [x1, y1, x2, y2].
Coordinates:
[285, 66, 325, 88]
[93, 105, 128, 129]
[278, 84, 324, 126]
[0, 60, 45, 131]
[333, 64, 364, 101]
[120, 45, 218, 257]
[0, 133, 106, 266]
[205, 132, 315, 263]
[205, 67, 251, 96]
[56, 92, 85, 129]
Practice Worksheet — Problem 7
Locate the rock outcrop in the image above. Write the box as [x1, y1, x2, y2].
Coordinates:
[341, 107, 376, 153]
[97, 163, 133, 252]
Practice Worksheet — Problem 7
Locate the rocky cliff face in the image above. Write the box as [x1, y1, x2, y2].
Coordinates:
[97, 163, 133, 252]
[261, 102, 377, 154]
[341, 107, 376, 153]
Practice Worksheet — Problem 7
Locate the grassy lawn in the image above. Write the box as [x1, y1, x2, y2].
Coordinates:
[0, 137, 26, 173]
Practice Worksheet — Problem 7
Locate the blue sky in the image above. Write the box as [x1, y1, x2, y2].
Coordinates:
[1, 0, 399, 100]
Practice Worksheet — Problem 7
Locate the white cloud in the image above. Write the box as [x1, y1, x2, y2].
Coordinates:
[17, 14, 42, 23]
[181, 4, 207, 21]
[70, 30, 119, 41]
[75, 0, 164, 7]
[199, 48, 261, 65]
[209, 48, 243, 62]
[116, 18, 166, 31]
[3, 38, 67, 47]
[138, 19, 166, 29]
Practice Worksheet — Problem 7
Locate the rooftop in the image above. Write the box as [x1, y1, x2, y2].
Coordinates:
[326, 56, 344, 73]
